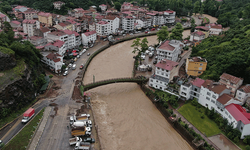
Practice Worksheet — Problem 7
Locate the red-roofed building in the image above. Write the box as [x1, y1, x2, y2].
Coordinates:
[205, 23, 223, 35]
[190, 31, 205, 42]
[122, 14, 135, 31]
[219, 73, 243, 95]
[163, 10, 176, 24]
[0, 13, 8, 27]
[235, 84, 250, 104]
[82, 31, 97, 46]
[23, 8, 38, 20]
[99, 4, 107, 12]
[96, 21, 111, 36]
[121, 2, 133, 12]
[23, 19, 40, 37]
[225, 104, 250, 139]
[179, 78, 205, 100]
[54, 21, 73, 31]
[10, 21, 21, 29]
[53, 1, 65, 10]
[149, 59, 179, 91]
[45, 40, 67, 55]
[156, 40, 184, 62]
[102, 15, 120, 34]
[12, 5, 28, 19]
[186, 57, 207, 77]
[38, 12, 52, 27]
[41, 52, 63, 73]
[29, 36, 47, 46]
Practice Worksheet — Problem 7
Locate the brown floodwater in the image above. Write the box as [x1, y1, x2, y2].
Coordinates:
[83, 35, 193, 150]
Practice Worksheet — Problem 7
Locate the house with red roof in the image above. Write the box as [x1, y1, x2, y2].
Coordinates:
[41, 52, 63, 73]
[23, 8, 38, 20]
[96, 21, 111, 36]
[102, 15, 120, 34]
[121, 2, 133, 12]
[156, 40, 184, 62]
[219, 73, 243, 96]
[29, 36, 47, 46]
[225, 104, 250, 139]
[205, 23, 223, 35]
[99, 4, 107, 12]
[12, 5, 28, 19]
[179, 78, 205, 100]
[81, 31, 97, 46]
[189, 31, 205, 42]
[10, 20, 21, 29]
[53, 1, 65, 10]
[23, 19, 40, 37]
[0, 13, 9, 27]
[235, 85, 250, 104]
[122, 15, 135, 31]
[164, 10, 176, 24]
[149, 59, 179, 91]
[54, 21, 73, 31]
[44, 40, 67, 55]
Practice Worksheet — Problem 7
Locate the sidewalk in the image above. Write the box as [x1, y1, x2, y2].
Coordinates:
[173, 108, 220, 150]
[28, 107, 52, 150]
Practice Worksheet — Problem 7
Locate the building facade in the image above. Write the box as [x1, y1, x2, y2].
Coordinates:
[23, 19, 40, 37]
[81, 31, 97, 46]
[186, 57, 207, 77]
[41, 52, 63, 73]
[96, 21, 111, 36]
[38, 12, 52, 27]
[219, 73, 243, 96]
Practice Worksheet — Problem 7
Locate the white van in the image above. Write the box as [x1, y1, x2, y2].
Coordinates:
[72, 64, 76, 70]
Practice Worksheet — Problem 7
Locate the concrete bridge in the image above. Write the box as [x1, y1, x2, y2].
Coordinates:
[82, 77, 148, 92]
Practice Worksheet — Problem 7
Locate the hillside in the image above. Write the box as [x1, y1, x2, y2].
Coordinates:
[0, 22, 45, 119]
[191, 19, 250, 83]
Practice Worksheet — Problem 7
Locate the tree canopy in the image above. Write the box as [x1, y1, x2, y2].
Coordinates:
[156, 26, 169, 43]
[170, 23, 184, 40]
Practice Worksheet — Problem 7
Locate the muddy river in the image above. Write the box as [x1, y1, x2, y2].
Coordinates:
[83, 35, 193, 150]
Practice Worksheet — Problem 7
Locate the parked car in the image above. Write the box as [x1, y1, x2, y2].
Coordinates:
[70, 60, 74, 64]
[72, 64, 76, 70]
[83, 138, 95, 143]
[77, 55, 80, 58]
[145, 31, 148, 34]
[145, 50, 150, 54]
[151, 28, 155, 31]
[65, 67, 69, 71]
[87, 53, 90, 56]
[68, 63, 72, 68]
[140, 55, 146, 60]
[63, 71, 68, 76]
[153, 60, 157, 64]
[80, 64, 84, 69]
[74, 58, 77, 62]
[129, 33, 133, 35]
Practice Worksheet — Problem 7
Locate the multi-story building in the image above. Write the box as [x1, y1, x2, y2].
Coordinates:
[70, 8, 85, 18]
[121, 2, 133, 12]
[195, 26, 210, 38]
[63, 29, 81, 47]
[205, 23, 223, 35]
[99, 4, 107, 12]
[179, 78, 205, 100]
[23, 19, 40, 37]
[96, 21, 111, 36]
[122, 16, 135, 31]
[235, 85, 250, 104]
[44, 40, 67, 55]
[0, 13, 9, 27]
[88, 21, 95, 31]
[189, 31, 206, 42]
[23, 8, 38, 20]
[29, 36, 47, 46]
[164, 10, 176, 24]
[10, 21, 21, 29]
[185, 57, 207, 77]
[38, 12, 52, 27]
[12, 5, 28, 19]
[219, 73, 243, 96]
[54, 21, 73, 31]
[81, 31, 97, 46]
[41, 52, 63, 73]
[156, 40, 184, 62]
[102, 15, 120, 34]
[149, 59, 179, 90]
[53, 1, 65, 10]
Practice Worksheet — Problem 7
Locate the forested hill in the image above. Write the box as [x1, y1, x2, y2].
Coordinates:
[191, 19, 250, 83]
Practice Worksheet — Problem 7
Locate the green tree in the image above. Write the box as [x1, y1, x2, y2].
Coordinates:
[193, 1, 200, 15]
[200, 3, 205, 17]
[246, 145, 250, 150]
[191, 18, 196, 32]
[131, 38, 148, 64]
[141, 38, 149, 53]
[114, 2, 121, 11]
[243, 4, 250, 19]
[156, 26, 169, 43]
[170, 23, 184, 40]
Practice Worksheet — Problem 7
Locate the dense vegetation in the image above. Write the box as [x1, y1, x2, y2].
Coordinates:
[191, 19, 250, 83]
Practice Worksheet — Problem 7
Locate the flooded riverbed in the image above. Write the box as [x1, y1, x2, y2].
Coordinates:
[83, 36, 193, 150]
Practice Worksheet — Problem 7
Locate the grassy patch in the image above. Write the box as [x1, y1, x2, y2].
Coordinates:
[2, 108, 45, 150]
[0, 99, 37, 129]
[0, 46, 15, 55]
[178, 103, 221, 137]
[0, 59, 25, 87]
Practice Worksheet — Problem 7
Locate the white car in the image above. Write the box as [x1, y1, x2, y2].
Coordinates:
[65, 67, 69, 71]
[77, 55, 80, 58]
[68, 63, 72, 68]
[140, 55, 146, 60]
[145, 50, 150, 54]
[63, 71, 68, 76]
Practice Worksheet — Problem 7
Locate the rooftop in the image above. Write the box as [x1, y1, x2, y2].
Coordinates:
[202, 80, 227, 94]
[83, 31, 96, 36]
[191, 78, 205, 88]
[11, 21, 21, 25]
[192, 31, 205, 36]
[217, 94, 234, 105]
[29, 36, 43, 41]
[226, 104, 250, 124]
[158, 40, 175, 51]
[239, 85, 250, 93]
[155, 59, 179, 71]
[188, 57, 207, 62]
[195, 26, 209, 31]
[38, 12, 52, 17]
[46, 53, 62, 63]
[23, 19, 37, 24]
[220, 73, 243, 84]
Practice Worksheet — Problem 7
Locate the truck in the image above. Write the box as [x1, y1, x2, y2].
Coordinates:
[74, 142, 90, 150]
[71, 127, 91, 137]
[22, 108, 35, 123]
[72, 121, 87, 128]
[70, 115, 88, 125]
[69, 137, 82, 145]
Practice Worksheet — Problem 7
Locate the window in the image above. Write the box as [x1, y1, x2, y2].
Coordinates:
[230, 82, 234, 86]
[198, 71, 201, 74]
[211, 100, 215, 103]
[241, 127, 243, 130]
[199, 67, 202, 70]
[205, 104, 208, 107]
[212, 95, 216, 99]
[151, 80, 153, 82]
[194, 88, 198, 91]
[183, 87, 187, 91]
[207, 92, 211, 96]
[206, 97, 210, 100]
[239, 92, 242, 95]
[156, 80, 158, 83]
[229, 115, 232, 119]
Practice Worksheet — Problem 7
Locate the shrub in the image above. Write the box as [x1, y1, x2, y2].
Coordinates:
[233, 136, 239, 143]
[201, 113, 205, 119]
[172, 114, 176, 117]
[49, 75, 53, 78]
[184, 123, 188, 129]
[178, 117, 181, 122]
[246, 145, 250, 150]
[168, 109, 173, 114]
[163, 102, 168, 109]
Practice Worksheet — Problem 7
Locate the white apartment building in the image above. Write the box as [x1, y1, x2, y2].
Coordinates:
[235, 85, 250, 103]
[41, 52, 63, 73]
[47, 30, 76, 49]
[189, 31, 205, 42]
[23, 19, 40, 37]
[53, 1, 65, 10]
[149, 59, 179, 90]
[219, 73, 243, 96]
[179, 78, 205, 100]
[135, 19, 144, 29]
[164, 10, 176, 24]
[205, 23, 223, 35]
[102, 16, 120, 34]
[96, 21, 111, 36]
[156, 40, 184, 62]
[44, 40, 67, 56]
[122, 16, 135, 31]
[81, 31, 97, 46]
[63, 29, 81, 47]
